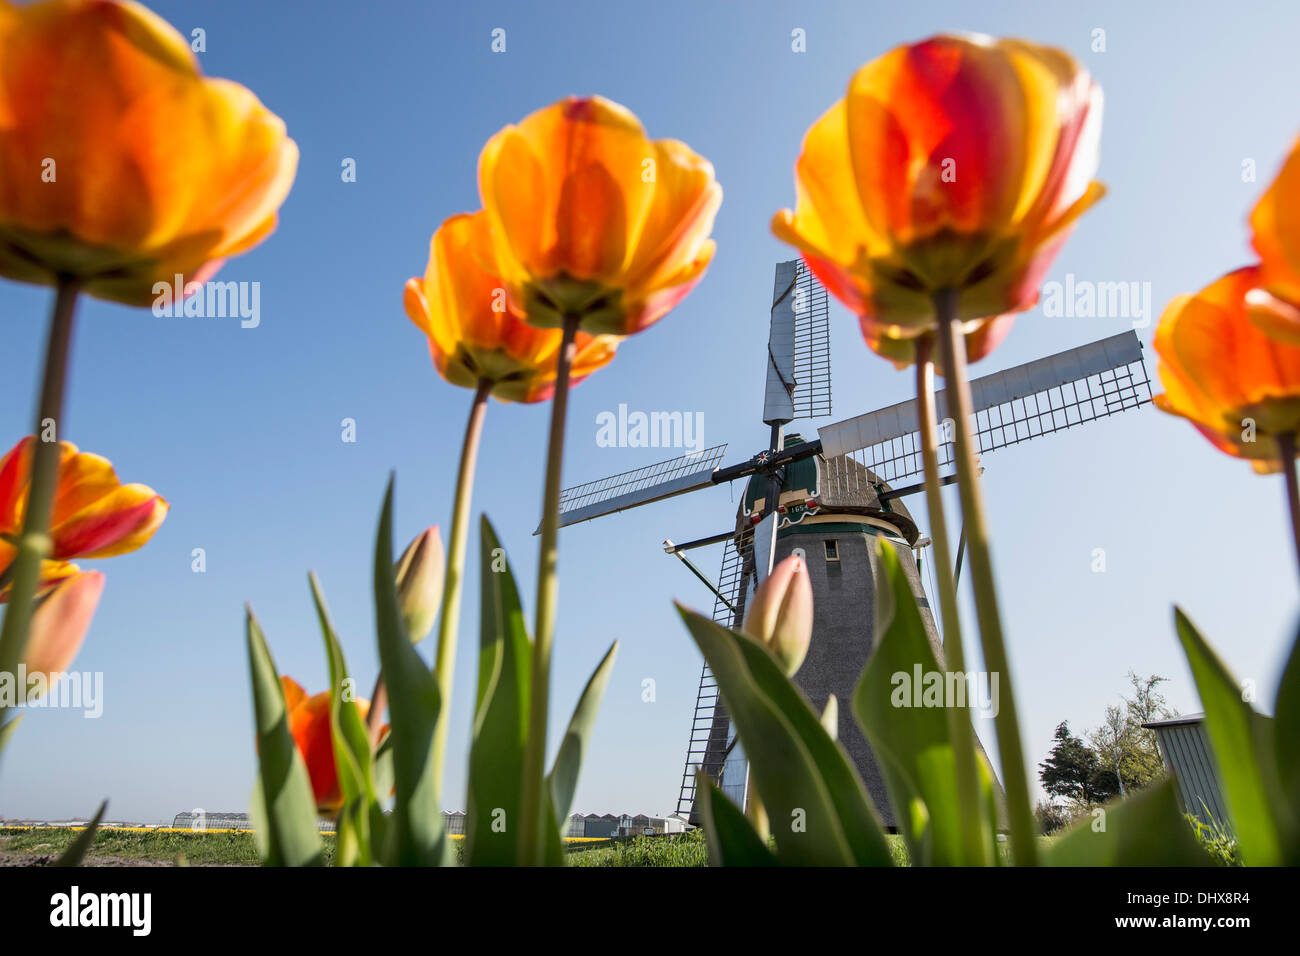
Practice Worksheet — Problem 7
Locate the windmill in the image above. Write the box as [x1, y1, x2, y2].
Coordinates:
[546, 260, 1152, 826]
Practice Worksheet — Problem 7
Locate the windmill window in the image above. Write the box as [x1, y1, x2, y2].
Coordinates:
[824, 539, 839, 561]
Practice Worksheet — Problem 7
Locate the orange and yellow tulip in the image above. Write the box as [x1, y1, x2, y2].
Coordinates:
[405, 211, 619, 402]
[477, 96, 721, 336]
[772, 34, 1104, 366]
[21, 569, 103, 696]
[1154, 266, 1300, 473]
[1251, 133, 1300, 309]
[0, 436, 167, 599]
[0, 0, 297, 305]
[281, 676, 381, 814]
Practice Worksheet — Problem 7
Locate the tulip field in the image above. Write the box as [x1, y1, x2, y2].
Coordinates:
[0, 1, 1296, 942]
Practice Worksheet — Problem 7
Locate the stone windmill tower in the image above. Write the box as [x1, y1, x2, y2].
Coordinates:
[546, 260, 1153, 826]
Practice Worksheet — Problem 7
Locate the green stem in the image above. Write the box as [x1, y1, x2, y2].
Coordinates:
[0, 277, 82, 728]
[915, 335, 986, 865]
[1277, 433, 1300, 589]
[518, 314, 580, 864]
[935, 289, 1037, 866]
[429, 378, 491, 801]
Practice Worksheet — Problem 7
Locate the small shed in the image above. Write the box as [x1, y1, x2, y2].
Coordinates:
[1141, 714, 1230, 828]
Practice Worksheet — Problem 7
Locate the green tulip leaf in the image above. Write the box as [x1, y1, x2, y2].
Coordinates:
[853, 540, 966, 866]
[309, 572, 377, 864]
[246, 608, 324, 866]
[373, 477, 446, 866]
[1175, 607, 1289, 865]
[542, 788, 566, 867]
[0, 714, 22, 757]
[465, 516, 533, 866]
[51, 800, 106, 868]
[1272, 620, 1300, 847]
[549, 640, 619, 826]
[678, 604, 891, 866]
[697, 772, 778, 866]
[1045, 777, 1211, 866]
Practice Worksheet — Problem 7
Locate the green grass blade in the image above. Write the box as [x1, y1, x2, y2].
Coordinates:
[246, 609, 324, 866]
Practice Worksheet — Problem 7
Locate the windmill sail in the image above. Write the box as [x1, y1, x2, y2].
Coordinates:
[816, 330, 1151, 485]
[545, 443, 729, 531]
[764, 259, 832, 424]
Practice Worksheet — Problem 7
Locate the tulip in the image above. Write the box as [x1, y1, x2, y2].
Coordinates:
[743, 555, 813, 677]
[0, 0, 298, 305]
[770, 34, 1100, 865]
[477, 95, 721, 336]
[1251, 133, 1300, 307]
[281, 676, 381, 814]
[19, 569, 103, 700]
[478, 96, 720, 862]
[394, 527, 444, 644]
[404, 211, 620, 402]
[771, 34, 1104, 366]
[0, 437, 167, 600]
[1154, 267, 1300, 473]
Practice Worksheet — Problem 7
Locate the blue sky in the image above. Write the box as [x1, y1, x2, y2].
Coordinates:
[3, 0, 1300, 823]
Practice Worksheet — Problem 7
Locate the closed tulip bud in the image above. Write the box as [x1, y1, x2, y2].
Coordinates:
[394, 527, 444, 643]
[743, 555, 813, 676]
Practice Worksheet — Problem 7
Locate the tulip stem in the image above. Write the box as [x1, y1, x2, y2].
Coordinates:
[519, 314, 581, 864]
[1277, 433, 1300, 588]
[0, 276, 82, 730]
[429, 378, 491, 799]
[935, 289, 1037, 866]
[915, 335, 986, 865]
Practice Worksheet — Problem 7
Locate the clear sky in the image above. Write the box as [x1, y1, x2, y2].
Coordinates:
[3, 0, 1300, 823]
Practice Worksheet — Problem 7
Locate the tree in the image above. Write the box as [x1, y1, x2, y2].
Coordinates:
[1087, 672, 1174, 796]
[1038, 721, 1120, 808]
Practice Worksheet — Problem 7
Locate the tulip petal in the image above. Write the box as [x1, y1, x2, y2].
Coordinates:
[22, 569, 104, 686]
[51, 485, 168, 559]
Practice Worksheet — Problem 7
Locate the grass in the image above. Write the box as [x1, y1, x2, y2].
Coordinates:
[0, 827, 271, 865]
[567, 831, 708, 867]
[1, 826, 1028, 866]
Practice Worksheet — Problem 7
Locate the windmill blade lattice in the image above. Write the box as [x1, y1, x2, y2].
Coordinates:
[817, 330, 1152, 486]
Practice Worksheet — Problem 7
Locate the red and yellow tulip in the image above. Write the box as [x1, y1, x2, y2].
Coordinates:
[20, 569, 103, 696]
[0, 436, 167, 598]
[1154, 266, 1300, 472]
[772, 34, 1104, 366]
[0, 0, 297, 305]
[477, 96, 721, 336]
[405, 211, 620, 402]
[281, 676, 381, 814]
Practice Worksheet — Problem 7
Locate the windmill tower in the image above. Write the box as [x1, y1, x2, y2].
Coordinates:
[547, 261, 1153, 826]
